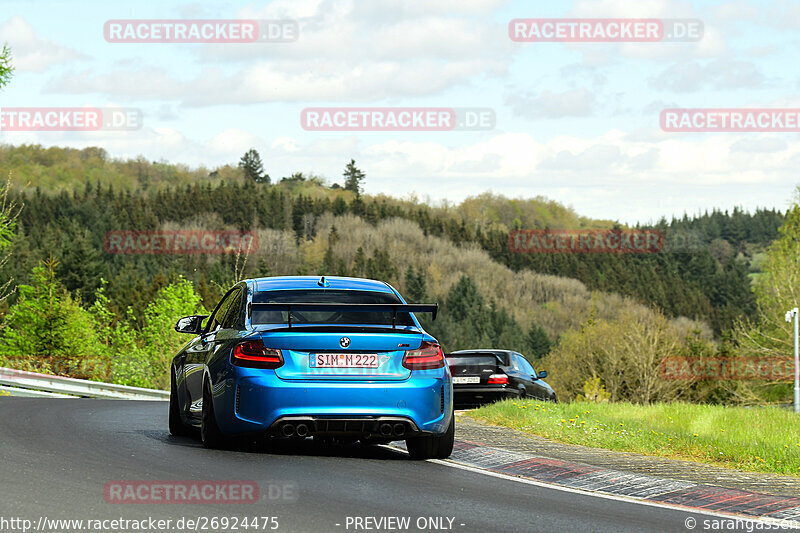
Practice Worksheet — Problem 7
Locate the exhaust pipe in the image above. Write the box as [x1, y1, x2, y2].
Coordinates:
[281, 423, 295, 437]
[296, 424, 309, 437]
[393, 423, 405, 437]
[379, 423, 393, 436]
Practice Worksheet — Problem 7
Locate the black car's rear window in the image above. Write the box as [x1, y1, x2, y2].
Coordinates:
[449, 352, 509, 365]
[251, 289, 415, 326]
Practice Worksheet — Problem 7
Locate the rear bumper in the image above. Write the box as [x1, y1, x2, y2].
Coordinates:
[453, 386, 519, 406]
[214, 368, 452, 437]
[269, 415, 419, 439]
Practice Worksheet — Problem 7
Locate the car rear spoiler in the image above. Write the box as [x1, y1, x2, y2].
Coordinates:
[249, 302, 438, 328]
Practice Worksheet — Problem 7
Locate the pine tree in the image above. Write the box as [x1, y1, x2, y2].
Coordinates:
[365, 249, 397, 281]
[56, 222, 102, 304]
[404, 266, 427, 302]
[238, 149, 269, 184]
[0, 257, 106, 375]
[343, 159, 365, 196]
[332, 197, 348, 216]
[526, 323, 551, 359]
[433, 275, 492, 350]
[446, 275, 485, 323]
[352, 247, 367, 277]
[322, 246, 337, 275]
[0, 176, 19, 303]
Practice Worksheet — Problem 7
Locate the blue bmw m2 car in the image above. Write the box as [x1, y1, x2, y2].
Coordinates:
[169, 276, 454, 459]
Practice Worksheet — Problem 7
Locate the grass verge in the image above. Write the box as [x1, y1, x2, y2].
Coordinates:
[469, 399, 800, 476]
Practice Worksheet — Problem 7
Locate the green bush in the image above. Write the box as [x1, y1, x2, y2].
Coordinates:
[108, 277, 206, 390]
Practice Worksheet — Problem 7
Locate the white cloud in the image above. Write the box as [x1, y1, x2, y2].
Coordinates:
[0, 16, 85, 72]
[46, 56, 502, 105]
[44, 67, 185, 100]
[570, 0, 695, 18]
[241, 0, 509, 20]
[43, 1, 513, 104]
[729, 137, 787, 153]
[711, 1, 759, 22]
[763, 2, 800, 30]
[203, 129, 266, 160]
[558, 0, 727, 64]
[649, 58, 765, 92]
[504, 89, 596, 119]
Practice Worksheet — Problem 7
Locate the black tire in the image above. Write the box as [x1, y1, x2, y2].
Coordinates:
[169, 370, 190, 436]
[201, 380, 227, 449]
[405, 413, 455, 460]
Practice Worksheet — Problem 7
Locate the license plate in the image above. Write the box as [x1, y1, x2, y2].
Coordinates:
[310, 353, 379, 368]
[453, 376, 480, 384]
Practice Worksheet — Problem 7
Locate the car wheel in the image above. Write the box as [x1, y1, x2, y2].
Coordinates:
[201, 380, 226, 449]
[405, 412, 455, 460]
[169, 371, 190, 436]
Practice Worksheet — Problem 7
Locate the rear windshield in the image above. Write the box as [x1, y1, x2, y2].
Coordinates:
[251, 289, 415, 326]
[446, 356, 499, 367]
[449, 352, 508, 365]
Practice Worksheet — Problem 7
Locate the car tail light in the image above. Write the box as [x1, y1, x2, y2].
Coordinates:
[488, 374, 508, 385]
[402, 341, 444, 370]
[232, 340, 283, 369]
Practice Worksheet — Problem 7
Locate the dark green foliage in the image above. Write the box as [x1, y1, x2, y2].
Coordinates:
[0, 45, 12, 90]
[55, 221, 103, 304]
[1, 171, 777, 336]
[0, 144, 783, 344]
[404, 265, 428, 302]
[238, 148, 269, 184]
[343, 159, 365, 196]
[446, 275, 485, 323]
[526, 323, 551, 359]
[0, 257, 107, 376]
[351, 247, 367, 277]
[427, 275, 528, 354]
[280, 172, 305, 185]
[332, 196, 348, 215]
[365, 249, 397, 282]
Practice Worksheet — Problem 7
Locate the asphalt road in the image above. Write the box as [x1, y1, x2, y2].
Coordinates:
[0, 398, 758, 532]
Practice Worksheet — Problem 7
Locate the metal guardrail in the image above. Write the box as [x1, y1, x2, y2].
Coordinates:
[0, 367, 169, 400]
[0, 385, 78, 398]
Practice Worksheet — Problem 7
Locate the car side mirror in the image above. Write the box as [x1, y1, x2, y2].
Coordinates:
[537, 370, 548, 379]
[175, 315, 208, 335]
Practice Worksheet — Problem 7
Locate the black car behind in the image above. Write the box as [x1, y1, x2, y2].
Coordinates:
[446, 349, 556, 407]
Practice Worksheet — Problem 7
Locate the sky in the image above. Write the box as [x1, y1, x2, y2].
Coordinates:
[0, 0, 798, 224]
